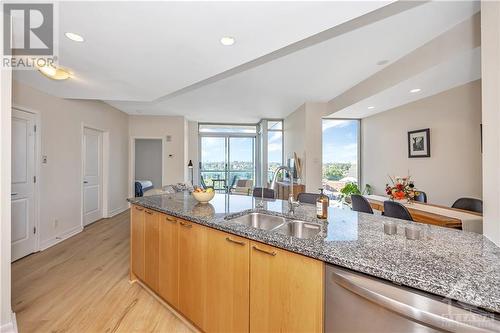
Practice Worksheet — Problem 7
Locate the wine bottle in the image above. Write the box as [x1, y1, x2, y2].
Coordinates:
[316, 188, 329, 219]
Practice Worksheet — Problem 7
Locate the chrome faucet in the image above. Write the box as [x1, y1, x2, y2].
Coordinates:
[270, 165, 300, 214]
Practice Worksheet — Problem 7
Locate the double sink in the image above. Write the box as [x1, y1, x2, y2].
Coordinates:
[226, 212, 321, 239]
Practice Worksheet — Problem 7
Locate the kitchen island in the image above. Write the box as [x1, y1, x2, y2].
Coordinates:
[128, 192, 500, 332]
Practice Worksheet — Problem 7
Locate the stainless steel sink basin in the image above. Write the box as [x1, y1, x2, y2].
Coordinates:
[275, 221, 321, 239]
[227, 212, 286, 230]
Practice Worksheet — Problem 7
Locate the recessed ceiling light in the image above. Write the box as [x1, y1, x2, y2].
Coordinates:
[410, 88, 421, 93]
[37, 64, 71, 80]
[65, 32, 84, 42]
[367, 106, 375, 110]
[220, 36, 235, 46]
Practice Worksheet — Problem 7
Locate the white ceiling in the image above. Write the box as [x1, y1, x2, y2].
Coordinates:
[13, 1, 480, 122]
[13, 1, 391, 101]
[331, 47, 481, 118]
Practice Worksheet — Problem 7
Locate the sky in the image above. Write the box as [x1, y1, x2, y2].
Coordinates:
[200, 131, 283, 164]
[322, 120, 359, 164]
[200, 119, 358, 165]
[201, 136, 254, 163]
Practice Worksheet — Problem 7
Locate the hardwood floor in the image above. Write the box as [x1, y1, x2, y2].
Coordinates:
[12, 210, 192, 333]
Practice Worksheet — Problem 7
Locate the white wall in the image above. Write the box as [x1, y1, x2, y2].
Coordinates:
[362, 80, 482, 206]
[134, 139, 162, 188]
[284, 104, 306, 185]
[481, 1, 500, 246]
[187, 121, 199, 186]
[304, 103, 325, 193]
[12, 81, 130, 250]
[284, 102, 324, 193]
[0, 27, 14, 332]
[129, 115, 188, 194]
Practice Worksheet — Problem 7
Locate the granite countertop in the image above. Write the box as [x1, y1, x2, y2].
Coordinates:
[128, 192, 500, 315]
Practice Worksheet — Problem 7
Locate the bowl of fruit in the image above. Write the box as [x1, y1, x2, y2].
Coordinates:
[192, 187, 215, 203]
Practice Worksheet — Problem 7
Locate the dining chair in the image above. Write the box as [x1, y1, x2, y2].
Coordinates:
[351, 194, 374, 214]
[414, 191, 427, 203]
[200, 175, 208, 189]
[297, 192, 320, 205]
[383, 201, 413, 221]
[252, 187, 275, 199]
[227, 175, 238, 193]
[451, 198, 483, 214]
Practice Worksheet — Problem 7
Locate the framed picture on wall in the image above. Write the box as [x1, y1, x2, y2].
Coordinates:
[408, 128, 430, 158]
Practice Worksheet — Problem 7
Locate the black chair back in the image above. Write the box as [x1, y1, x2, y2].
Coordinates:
[252, 187, 275, 199]
[297, 192, 320, 204]
[383, 201, 413, 221]
[351, 195, 373, 214]
[414, 191, 427, 203]
[452, 198, 483, 214]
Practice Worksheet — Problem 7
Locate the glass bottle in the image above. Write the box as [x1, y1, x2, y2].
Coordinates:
[316, 188, 329, 219]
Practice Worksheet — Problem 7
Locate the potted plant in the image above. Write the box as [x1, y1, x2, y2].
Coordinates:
[339, 183, 372, 204]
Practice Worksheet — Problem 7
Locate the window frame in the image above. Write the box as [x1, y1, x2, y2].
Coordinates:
[264, 119, 284, 184]
[321, 117, 362, 192]
[198, 123, 259, 187]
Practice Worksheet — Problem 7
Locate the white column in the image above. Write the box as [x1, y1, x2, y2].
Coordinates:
[0, 7, 15, 331]
[481, 1, 500, 245]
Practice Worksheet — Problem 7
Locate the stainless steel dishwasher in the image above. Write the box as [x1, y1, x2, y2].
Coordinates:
[325, 265, 500, 333]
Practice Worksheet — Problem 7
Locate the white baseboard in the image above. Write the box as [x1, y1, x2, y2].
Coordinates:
[39, 225, 83, 251]
[1, 312, 17, 333]
[107, 205, 129, 218]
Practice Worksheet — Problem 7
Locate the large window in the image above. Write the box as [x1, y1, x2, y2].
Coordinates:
[267, 120, 283, 182]
[322, 119, 360, 199]
[199, 124, 256, 190]
[199, 124, 257, 134]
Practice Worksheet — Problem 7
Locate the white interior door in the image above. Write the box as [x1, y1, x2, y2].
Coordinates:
[11, 109, 36, 261]
[83, 127, 103, 226]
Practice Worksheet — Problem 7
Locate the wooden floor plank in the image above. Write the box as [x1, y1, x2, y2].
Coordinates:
[12, 210, 192, 333]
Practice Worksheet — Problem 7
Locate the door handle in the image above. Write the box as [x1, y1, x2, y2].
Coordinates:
[252, 245, 276, 256]
[226, 237, 245, 246]
[330, 268, 494, 332]
[145, 210, 153, 215]
[165, 216, 177, 223]
[83, 181, 88, 184]
[135, 206, 144, 211]
[11, 193, 18, 196]
[179, 221, 192, 228]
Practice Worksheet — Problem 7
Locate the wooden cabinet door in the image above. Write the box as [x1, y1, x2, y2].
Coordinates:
[205, 230, 250, 333]
[158, 214, 179, 308]
[144, 209, 159, 292]
[131, 205, 145, 281]
[250, 241, 324, 333]
[178, 220, 208, 330]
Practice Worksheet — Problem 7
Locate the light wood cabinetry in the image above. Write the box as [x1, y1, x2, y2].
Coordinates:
[249, 241, 324, 333]
[130, 205, 145, 281]
[275, 181, 306, 201]
[206, 230, 250, 333]
[158, 214, 179, 308]
[178, 220, 208, 330]
[144, 209, 160, 292]
[130, 207, 324, 333]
